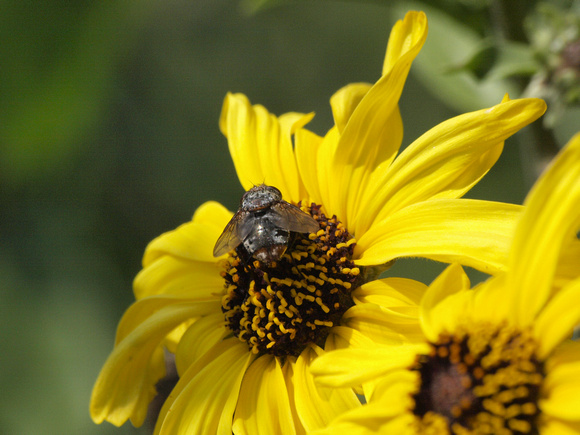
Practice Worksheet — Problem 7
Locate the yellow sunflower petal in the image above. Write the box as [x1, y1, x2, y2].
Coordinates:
[143, 201, 232, 265]
[331, 11, 426, 232]
[316, 126, 341, 217]
[313, 411, 416, 435]
[534, 278, 580, 359]
[540, 380, 580, 420]
[133, 255, 223, 299]
[293, 345, 361, 431]
[383, 11, 428, 76]
[330, 83, 373, 134]
[507, 132, 580, 325]
[232, 355, 297, 435]
[155, 339, 253, 435]
[356, 199, 521, 274]
[545, 340, 580, 373]
[90, 299, 219, 427]
[556, 240, 580, 288]
[174, 312, 226, 375]
[294, 127, 324, 205]
[219, 92, 314, 202]
[352, 277, 427, 308]
[541, 418, 580, 435]
[357, 97, 546, 234]
[281, 358, 308, 435]
[342, 303, 423, 345]
[544, 343, 580, 395]
[310, 344, 426, 388]
[324, 325, 378, 353]
[420, 263, 470, 342]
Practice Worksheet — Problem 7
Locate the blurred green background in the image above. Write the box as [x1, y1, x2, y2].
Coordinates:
[1, 0, 577, 434]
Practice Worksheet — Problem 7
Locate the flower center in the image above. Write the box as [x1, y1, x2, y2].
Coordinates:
[411, 322, 544, 435]
[220, 203, 361, 357]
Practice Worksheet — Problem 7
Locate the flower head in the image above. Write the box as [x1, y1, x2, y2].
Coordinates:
[310, 133, 580, 434]
[90, 11, 547, 434]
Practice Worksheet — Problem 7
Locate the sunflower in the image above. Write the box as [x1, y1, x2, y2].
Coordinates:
[90, 11, 547, 434]
[310, 133, 580, 434]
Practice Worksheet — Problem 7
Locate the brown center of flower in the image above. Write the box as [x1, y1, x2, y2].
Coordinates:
[411, 322, 544, 435]
[220, 203, 361, 357]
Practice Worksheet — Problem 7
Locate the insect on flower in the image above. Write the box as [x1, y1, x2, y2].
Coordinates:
[213, 184, 320, 265]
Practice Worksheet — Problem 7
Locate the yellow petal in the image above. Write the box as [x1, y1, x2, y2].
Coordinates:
[155, 339, 253, 435]
[331, 12, 426, 232]
[556, 240, 580, 288]
[330, 83, 372, 134]
[420, 263, 470, 342]
[133, 255, 223, 299]
[219, 92, 313, 202]
[534, 278, 580, 359]
[294, 127, 324, 205]
[342, 303, 423, 345]
[324, 325, 377, 352]
[232, 355, 297, 435]
[544, 342, 580, 393]
[507, 132, 580, 325]
[143, 201, 232, 265]
[293, 345, 361, 431]
[383, 11, 428, 76]
[315, 126, 341, 217]
[540, 381, 580, 420]
[310, 344, 426, 388]
[357, 97, 546, 235]
[352, 277, 427, 308]
[312, 409, 416, 435]
[175, 312, 226, 375]
[90, 298, 219, 427]
[540, 418, 580, 435]
[356, 199, 522, 274]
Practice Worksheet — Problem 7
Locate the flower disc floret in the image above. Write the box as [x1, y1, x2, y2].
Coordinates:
[221, 203, 361, 357]
[412, 322, 543, 435]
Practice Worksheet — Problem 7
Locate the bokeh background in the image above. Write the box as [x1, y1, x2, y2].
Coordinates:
[1, 0, 578, 434]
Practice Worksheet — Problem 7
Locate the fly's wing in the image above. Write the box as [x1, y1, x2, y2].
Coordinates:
[213, 212, 245, 257]
[270, 202, 320, 234]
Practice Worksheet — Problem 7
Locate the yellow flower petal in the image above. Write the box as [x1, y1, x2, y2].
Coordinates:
[540, 381, 580, 420]
[545, 340, 580, 373]
[294, 127, 324, 205]
[544, 342, 580, 393]
[310, 344, 426, 388]
[383, 11, 428, 76]
[330, 83, 373, 134]
[325, 325, 377, 352]
[293, 345, 361, 431]
[356, 97, 546, 235]
[356, 199, 522, 274]
[155, 339, 253, 435]
[331, 11, 426, 232]
[232, 355, 298, 435]
[316, 126, 341, 217]
[133, 255, 223, 299]
[90, 298, 219, 427]
[556, 240, 580, 288]
[507, 132, 580, 325]
[540, 418, 580, 435]
[419, 263, 470, 342]
[342, 303, 423, 345]
[534, 278, 580, 359]
[352, 277, 427, 308]
[143, 201, 232, 265]
[219, 92, 313, 202]
[174, 312, 226, 375]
